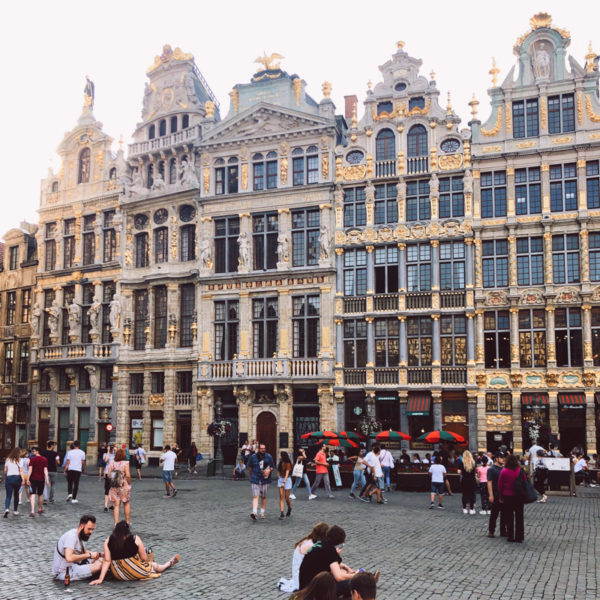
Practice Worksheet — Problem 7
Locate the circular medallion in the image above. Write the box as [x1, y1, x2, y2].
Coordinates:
[346, 150, 365, 165]
[179, 204, 196, 222]
[441, 138, 461, 154]
[134, 214, 148, 230]
[153, 208, 168, 224]
[162, 88, 174, 108]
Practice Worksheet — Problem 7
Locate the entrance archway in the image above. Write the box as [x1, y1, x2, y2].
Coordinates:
[256, 411, 277, 456]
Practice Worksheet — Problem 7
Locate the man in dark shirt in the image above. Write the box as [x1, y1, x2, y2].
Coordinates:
[487, 452, 507, 537]
[41, 441, 60, 504]
[299, 525, 356, 597]
[350, 571, 377, 600]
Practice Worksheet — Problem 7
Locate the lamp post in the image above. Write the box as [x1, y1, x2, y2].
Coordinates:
[214, 398, 224, 477]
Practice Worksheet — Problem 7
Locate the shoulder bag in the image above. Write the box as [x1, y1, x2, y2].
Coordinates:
[514, 468, 538, 504]
[292, 460, 304, 478]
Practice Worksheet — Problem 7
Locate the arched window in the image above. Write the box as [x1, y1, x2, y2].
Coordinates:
[182, 114, 189, 129]
[51, 181, 59, 193]
[170, 116, 178, 133]
[109, 168, 117, 180]
[147, 163, 154, 188]
[148, 125, 155, 140]
[169, 158, 177, 184]
[78, 148, 91, 184]
[376, 129, 395, 161]
[158, 161, 165, 181]
[159, 120, 167, 136]
[407, 125, 428, 157]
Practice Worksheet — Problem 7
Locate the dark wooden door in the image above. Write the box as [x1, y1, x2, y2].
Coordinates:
[176, 414, 192, 459]
[256, 411, 277, 457]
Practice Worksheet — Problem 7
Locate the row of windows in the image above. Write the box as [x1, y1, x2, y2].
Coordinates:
[0, 289, 31, 326]
[39, 366, 113, 392]
[2, 341, 29, 384]
[513, 94, 575, 139]
[133, 225, 196, 268]
[147, 115, 190, 140]
[129, 370, 192, 394]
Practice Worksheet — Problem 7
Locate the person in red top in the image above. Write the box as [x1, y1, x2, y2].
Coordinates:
[498, 453, 525, 543]
[27, 447, 49, 517]
[310, 444, 334, 499]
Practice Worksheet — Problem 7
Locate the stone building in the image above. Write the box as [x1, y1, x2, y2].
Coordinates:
[0, 223, 37, 457]
[471, 13, 600, 454]
[29, 91, 123, 462]
[333, 43, 477, 451]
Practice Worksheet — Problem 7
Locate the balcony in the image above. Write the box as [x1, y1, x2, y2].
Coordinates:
[375, 160, 396, 178]
[128, 125, 200, 156]
[344, 297, 366, 314]
[441, 367, 467, 384]
[373, 294, 397, 312]
[407, 156, 428, 175]
[175, 393, 192, 407]
[406, 293, 432, 309]
[128, 394, 144, 407]
[204, 357, 333, 381]
[407, 368, 432, 384]
[344, 368, 366, 385]
[374, 368, 399, 385]
[37, 343, 117, 362]
[440, 291, 466, 309]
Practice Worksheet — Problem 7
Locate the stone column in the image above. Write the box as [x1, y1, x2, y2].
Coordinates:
[199, 216, 213, 276]
[167, 283, 180, 350]
[237, 213, 251, 274]
[577, 157, 587, 212]
[277, 209, 291, 271]
[431, 240, 439, 310]
[365, 316, 374, 370]
[474, 237, 482, 288]
[468, 395, 478, 453]
[238, 291, 250, 358]
[335, 392, 345, 431]
[546, 306, 556, 367]
[399, 316, 407, 365]
[548, 391, 559, 446]
[465, 238, 474, 288]
[399, 391, 409, 450]
[396, 178, 406, 223]
[466, 313, 475, 363]
[275, 384, 293, 452]
[475, 392, 486, 452]
[580, 229, 590, 283]
[543, 230, 553, 285]
[511, 390, 523, 454]
[541, 162, 550, 214]
[318, 384, 335, 430]
[432, 315, 441, 386]
[365, 181, 375, 226]
[398, 243, 407, 292]
[585, 391, 597, 455]
[506, 166, 515, 216]
[508, 234, 517, 287]
[583, 304, 593, 365]
[198, 386, 214, 457]
[510, 307, 520, 367]
[164, 369, 176, 445]
[432, 391, 442, 432]
[475, 310, 485, 366]
[278, 290, 291, 358]
[319, 204, 333, 269]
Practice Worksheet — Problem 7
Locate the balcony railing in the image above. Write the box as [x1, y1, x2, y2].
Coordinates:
[375, 160, 396, 178]
[406, 293, 432, 309]
[38, 343, 117, 361]
[374, 368, 399, 385]
[440, 291, 466, 309]
[374, 294, 397, 312]
[441, 367, 467, 384]
[407, 368, 432, 384]
[128, 125, 200, 156]
[344, 297, 366, 314]
[407, 156, 428, 175]
[344, 368, 367, 385]
[175, 393, 192, 407]
[128, 394, 144, 407]
[207, 358, 330, 380]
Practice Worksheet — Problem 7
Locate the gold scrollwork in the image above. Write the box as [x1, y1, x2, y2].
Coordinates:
[577, 92, 583, 126]
[552, 137, 573, 145]
[344, 165, 367, 181]
[407, 98, 431, 116]
[322, 154, 329, 178]
[517, 141, 536, 149]
[585, 94, 600, 123]
[241, 163, 248, 190]
[438, 154, 463, 171]
[280, 157, 288, 185]
[482, 145, 502, 153]
[481, 106, 503, 137]
[203, 167, 210, 193]
[540, 97, 547, 130]
[505, 102, 512, 135]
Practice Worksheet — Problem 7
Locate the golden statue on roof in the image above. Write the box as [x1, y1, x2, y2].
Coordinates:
[254, 52, 284, 72]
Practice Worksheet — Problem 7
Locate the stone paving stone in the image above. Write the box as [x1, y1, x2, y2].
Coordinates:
[0, 474, 598, 599]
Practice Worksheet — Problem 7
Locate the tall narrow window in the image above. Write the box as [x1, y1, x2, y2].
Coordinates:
[515, 167, 541, 215]
[293, 295, 319, 358]
[64, 219, 75, 268]
[406, 180, 430, 221]
[555, 308, 582, 367]
[45, 223, 57, 271]
[587, 161, 600, 209]
[21, 289, 31, 324]
[407, 125, 427, 157]
[590, 232, 600, 282]
[484, 311, 510, 369]
[214, 300, 238, 360]
[154, 227, 168, 263]
[440, 315, 467, 366]
[18, 341, 29, 383]
[252, 298, 278, 358]
[253, 154, 265, 190]
[439, 242, 465, 290]
[374, 183, 398, 224]
[291, 208, 319, 267]
[516, 237, 544, 286]
[81, 284, 94, 343]
[439, 177, 464, 218]
[406, 243, 432, 292]
[482, 240, 508, 288]
[214, 216, 240, 273]
[78, 148, 90, 184]
[480, 171, 507, 218]
[552, 234, 579, 284]
[550, 163, 577, 212]
[3, 342, 14, 383]
[519, 309, 546, 367]
[135, 233, 149, 268]
[252, 213, 278, 271]
[374, 318, 399, 367]
[513, 99, 539, 138]
[344, 249, 367, 296]
[6, 292, 16, 326]
[103, 211, 116, 263]
[548, 94, 575, 134]
[159, 119, 166, 136]
[8, 246, 18, 270]
[134, 290, 148, 351]
[215, 158, 239, 195]
[153, 286, 167, 349]
[407, 317, 432, 366]
[592, 308, 600, 366]
[82, 215, 96, 265]
[180, 225, 196, 262]
[374, 246, 398, 294]
[343, 319, 367, 367]
[376, 129, 395, 161]
[343, 188, 366, 227]
[180, 284, 195, 348]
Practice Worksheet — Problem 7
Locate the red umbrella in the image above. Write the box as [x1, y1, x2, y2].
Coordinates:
[371, 430, 411, 441]
[301, 430, 339, 440]
[318, 438, 359, 448]
[338, 430, 366, 441]
[417, 430, 466, 444]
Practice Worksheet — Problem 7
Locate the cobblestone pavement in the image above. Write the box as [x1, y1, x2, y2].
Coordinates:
[1, 472, 598, 600]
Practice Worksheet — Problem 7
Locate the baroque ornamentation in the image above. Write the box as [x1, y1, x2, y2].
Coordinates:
[585, 94, 600, 122]
[438, 154, 463, 171]
[343, 165, 367, 181]
[481, 106, 503, 137]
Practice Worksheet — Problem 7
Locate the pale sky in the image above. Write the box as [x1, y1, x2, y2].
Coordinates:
[2, 1, 599, 236]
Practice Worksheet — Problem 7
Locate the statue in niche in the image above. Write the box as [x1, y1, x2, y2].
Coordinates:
[429, 173, 439, 197]
[532, 42, 551, 79]
[142, 82, 153, 117]
[151, 171, 166, 191]
[237, 232, 250, 269]
[277, 233, 289, 263]
[127, 169, 146, 197]
[31, 303, 42, 337]
[319, 224, 330, 260]
[184, 73, 199, 105]
[68, 302, 81, 336]
[46, 300, 61, 339]
[109, 294, 121, 329]
[46, 369, 59, 392]
[84, 365, 98, 389]
[112, 208, 123, 232]
[463, 169, 473, 194]
[199, 238, 212, 268]
[88, 297, 101, 332]
[179, 159, 199, 188]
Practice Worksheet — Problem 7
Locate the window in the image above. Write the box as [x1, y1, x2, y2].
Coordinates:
[406, 243, 432, 291]
[343, 319, 367, 367]
[135, 233, 149, 268]
[550, 164, 577, 212]
[215, 300, 239, 360]
[45, 222, 56, 271]
[99, 366, 112, 390]
[157, 120, 166, 136]
[592, 308, 600, 366]
[439, 177, 464, 218]
[154, 286, 167, 349]
[182, 115, 189, 128]
[552, 234, 579, 284]
[548, 94, 575, 134]
[151, 413, 164, 450]
[180, 225, 196, 262]
[344, 187, 366, 227]
[180, 284, 195, 347]
[154, 227, 168, 263]
[8, 246, 18, 270]
[344, 249, 367, 296]
[519, 309, 546, 367]
[79, 368, 90, 391]
[407, 125, 427, 157]
[253, 152, 278, 190]
[440, 315, 467, 366]
[3, 343, 13, 383]
[215, 157, 239, 194]
[148, 125, 155, 140]
[81, 284, 94, 343]
[78, 148, 91, 184]
[134, 289, 148, 350]
[292, 146, 319, 186]
[484, 311, 510, 368]
[374, 183, 398, 224]
[82, 215, 95, 265]
[513, 99, 539, 138]
[291, 208, 319, 267]
[177, 371, 193, 393]
[486, 392, 512, 413]
[515, 167, 541, 215]
[409, 97, 425, 111]
[253, 213, 278, 271]
[590, 233, 600, 281]
[151, 372, 165, 394]
[170, 116, 177, 133]
[376, 129, 395, 161]
[293, 295, 319, 358]
[62, 286, 75, 345]
[482, 240, 508, 288]
[18, 342, 29, 383]
[587, 161, 600, 209]
[130, 373, 144, 394]
[377, 101, 393, 115]
[374, 318, 399, 367]
[103, 211, 116, 263]
[21, 289, 30, 324]
[101, 283, 114, 344]
[252, 298, 278, 358]
[6, 292, 16, 326]
[407, 317, 432, 366]
[63, 219, 75, 268]
[440, 242, 465, 290]
[374, 246, 398, 293]
[406, 179, 430, 221]
[42, 290, 54, 346]
[214, 216, 240, 273]
[555, 308, 582, 367]
[480, 171, 506, 218]
[516, 237, 544, 286]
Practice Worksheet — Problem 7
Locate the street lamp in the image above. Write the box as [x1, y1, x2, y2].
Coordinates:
[214, 398, 224, 477]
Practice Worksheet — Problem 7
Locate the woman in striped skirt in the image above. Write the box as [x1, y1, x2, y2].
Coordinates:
[89, 521, 180, 585]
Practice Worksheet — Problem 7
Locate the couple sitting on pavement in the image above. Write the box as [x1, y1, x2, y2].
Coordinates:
[292, 571, 377, 600]
[52, 514, 180, 584]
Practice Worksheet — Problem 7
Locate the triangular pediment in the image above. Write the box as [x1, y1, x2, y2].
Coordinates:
[201, 103, 332, 144]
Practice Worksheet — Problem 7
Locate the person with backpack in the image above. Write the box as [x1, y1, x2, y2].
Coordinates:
[106, 448, 131, 525]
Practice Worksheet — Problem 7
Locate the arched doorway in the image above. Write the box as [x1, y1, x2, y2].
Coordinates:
[256, 411, 277, 456]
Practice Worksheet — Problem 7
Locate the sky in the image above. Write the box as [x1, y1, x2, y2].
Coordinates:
[1, 0, 600, 236]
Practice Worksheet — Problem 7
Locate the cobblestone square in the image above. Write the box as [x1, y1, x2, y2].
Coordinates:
[0, 473, 598, 599]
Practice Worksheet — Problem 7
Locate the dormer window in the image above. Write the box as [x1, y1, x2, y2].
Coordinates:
[409, 97, 425, 111]
[78, 148, 91, 184]
[182, 115, 189, 129]
[148, 125, 156, 140]
[377, 102, 394, 115]
[170, 116, 178, 133]
[215, 157, 239, 195]
[394, 82, 407, 92]
[51, 181, 59, 193]
[253, 152, 278, 191]
[159, 119, 167, 137]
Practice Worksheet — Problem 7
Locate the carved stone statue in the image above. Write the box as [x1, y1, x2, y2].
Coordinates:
[463, 169, 473, 194]
[237, 232, 251, 270]
[184, 73, 199, 105]
[151, 171, 166, 191]
[84, 76, 95, 110]
[277, 233, 289, 263]
[88, 297, 101, 332]
[142, 82, 153, 118]
[127, 170, 146, 197]
[84, 365, 98, 389]
[68, 302, 81, 336]
[46, 368, 59, 392]
[319, 224, 330, 260]
[429, 173, 439, 196]
[46, 300, 61, 339]
[533, 43, 551, 79]
[179, 159, 199, 188]
[112, 208, 123, 232]
[199, 238, 212, 268]
[397, 178, 406, 199]
[109, 294, 121, 329]
[31, 303, 42, 337]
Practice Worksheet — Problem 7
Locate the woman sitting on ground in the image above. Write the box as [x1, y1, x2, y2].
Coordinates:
[278, 522, 329, 593]
[290, 571, 336, 600]
[90, 521, 180, 584]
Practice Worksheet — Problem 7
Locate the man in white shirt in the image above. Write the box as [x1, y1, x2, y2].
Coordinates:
[64, 440, 87, 503]
[574, 454, 595, 487]
[362, 446, 385, 504]
[378, 444, 395, 492]
[428, 461, 447, 509]
[527, 443, 545, 471]
[160, 444, 178, 497]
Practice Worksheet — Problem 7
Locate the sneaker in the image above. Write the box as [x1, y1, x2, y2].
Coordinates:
[109, 505, 114, 510]
[3, 510, 8, 518]
[358, 496, 369, 503]
[279, 512, 284, 520]
[327, 495, 335, 499]
[289, 494, 296, 500]
[479, 510, 487, 515]
[469, 509, 476, 515]
[349, 493, 356, 499]
[463, 508, 468, 514]
[260, 513, 265, 520]
[13, 511, 19, 515]
[437, 505, 444, 510]
[308, 494, 317, 500]
[429, 503, 434, 510]
[250, 513, 257, 521]
[172, 489, 178, 497]
[66, 494, 72, 502]
[71, 499, 79, 504]
[487, 510, 491, 514]
[286, 506, 292, 517]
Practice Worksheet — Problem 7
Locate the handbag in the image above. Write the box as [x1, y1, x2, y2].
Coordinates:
[292, 461, 304, 478]
[514, 469, 538, 504]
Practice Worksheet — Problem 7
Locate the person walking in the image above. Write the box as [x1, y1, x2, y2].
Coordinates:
[310, 443, 335, 499]
[290, 448, 316, 500]
[476, 456, 491, 514]
[428, 458, 446, 510]
[248, 442, 275, 520]
[278, 450, 293, 519]
[349, 449, 367, 499]
[107, 448, 132, 525]
[458, 450, 477, 514]
[103, 444, 116, 512]
[487, 452, 507, 538]
[3, 447, 24, 517]
[188, 442, 198, 474]
[27, 446, 49, 517]
[363, 446, 385, 504]
[498, 453, 525, 543]
[97, 443, 108, 480]
[41, 441, 60, 505]
[19, 448, 30, 505]
[159, 445, 178, 498]
[378, 444, 395, 492]
[64, 440, 86, 504]
[533, 449, 549, 502]
[134, 444, 146, 480]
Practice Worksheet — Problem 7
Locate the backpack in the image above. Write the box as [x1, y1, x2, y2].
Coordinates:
[109, 467, 124, 488]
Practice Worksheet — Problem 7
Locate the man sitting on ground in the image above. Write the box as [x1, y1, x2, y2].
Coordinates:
[52, 514, 103, 581]
[299, 525, 356, 597]
[350, 571, 377, 600]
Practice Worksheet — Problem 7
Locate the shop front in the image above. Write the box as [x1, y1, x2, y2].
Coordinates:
[557, 392, 586, 455]
[442, 392, 468, 446]
[521, 392, 550, 450]
[292, 388, 320, 457]
[406, 392, 432, 450]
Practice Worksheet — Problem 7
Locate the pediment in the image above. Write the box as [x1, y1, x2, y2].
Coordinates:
[201, 104, 331, 144]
